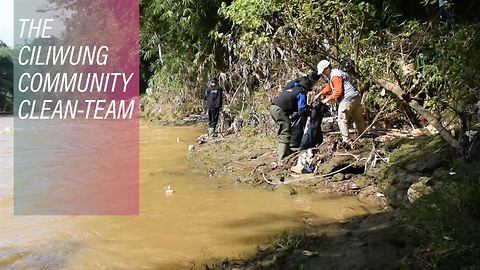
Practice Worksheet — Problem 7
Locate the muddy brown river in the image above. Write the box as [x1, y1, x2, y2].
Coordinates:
[0, 116, 379, 269]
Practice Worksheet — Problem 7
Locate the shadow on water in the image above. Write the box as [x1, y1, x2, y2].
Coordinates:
[220, 210, 318, 229]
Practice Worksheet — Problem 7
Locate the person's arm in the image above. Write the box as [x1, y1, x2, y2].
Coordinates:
[323, 76, 342, 103]
[313, 84, 331, 101]
[204, 88, 209, 100]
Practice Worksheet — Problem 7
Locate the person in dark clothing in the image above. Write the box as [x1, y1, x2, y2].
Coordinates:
[204, 77, 224, 137]
[270, 74, 318, 161]
[288, 72, 321, 149]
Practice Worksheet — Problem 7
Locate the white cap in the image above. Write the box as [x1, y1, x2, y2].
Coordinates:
[317, 60, 330, 75]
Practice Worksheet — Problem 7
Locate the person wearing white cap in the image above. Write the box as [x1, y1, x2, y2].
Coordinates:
[315, 59, 366, 143]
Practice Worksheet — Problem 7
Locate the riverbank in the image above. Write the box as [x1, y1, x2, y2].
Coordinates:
[189, 128, 480, 269]
[189, 129, 395, 205]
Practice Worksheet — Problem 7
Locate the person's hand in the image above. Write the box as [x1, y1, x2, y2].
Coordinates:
[306, 104, 312, 113]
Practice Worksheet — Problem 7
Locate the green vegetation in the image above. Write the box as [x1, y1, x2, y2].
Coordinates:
[0, 41, 13, 112]
[139, 0, 227, 115]
[383, 136, 480, 269]
[406, 155, 480, 268]
[139, 0, 479, 151]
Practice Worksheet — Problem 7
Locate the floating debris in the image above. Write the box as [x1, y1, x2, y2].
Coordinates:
[164, 185, 175, 194]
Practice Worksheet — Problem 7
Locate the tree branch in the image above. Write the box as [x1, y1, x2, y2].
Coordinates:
[375, 79, 460, 149]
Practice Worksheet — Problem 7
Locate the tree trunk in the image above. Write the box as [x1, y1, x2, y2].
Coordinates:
[375, 79, 461, 149]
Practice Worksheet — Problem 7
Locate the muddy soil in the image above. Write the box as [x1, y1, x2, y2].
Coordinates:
[212, 211, 414, 270]
[189, 133, 388, 206]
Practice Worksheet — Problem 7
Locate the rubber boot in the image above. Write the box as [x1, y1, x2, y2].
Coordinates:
[277, 143, 292, 162]
[207, 128, 214, 138]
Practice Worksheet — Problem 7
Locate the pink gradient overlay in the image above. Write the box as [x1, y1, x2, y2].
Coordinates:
[14, 0, 140, 215]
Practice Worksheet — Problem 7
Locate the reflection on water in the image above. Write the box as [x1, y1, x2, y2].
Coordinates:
[14, 117, 138, 215]
[0, 117, 379, 269]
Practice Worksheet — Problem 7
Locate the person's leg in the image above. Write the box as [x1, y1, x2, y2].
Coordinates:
[212, 108, 220, 129]
[337, 102, 351, 142]
[269, 105, 281, 138]
[350, 97, 366, 137]
[270, 105, 290, 142]
[207, 107, 215, 137]
[277, 111, 291, 145]
[270, 105, 292, 160]
[211, 108, 220, 136]
[277, 111, 292, 160]
[208, 108, 214, 128]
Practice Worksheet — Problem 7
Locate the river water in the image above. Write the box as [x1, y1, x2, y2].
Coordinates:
[0, 116, 378, 269]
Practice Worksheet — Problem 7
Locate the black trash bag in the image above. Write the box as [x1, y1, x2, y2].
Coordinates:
[290, 112, 308, 148]
[300, 102, 330, 150]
